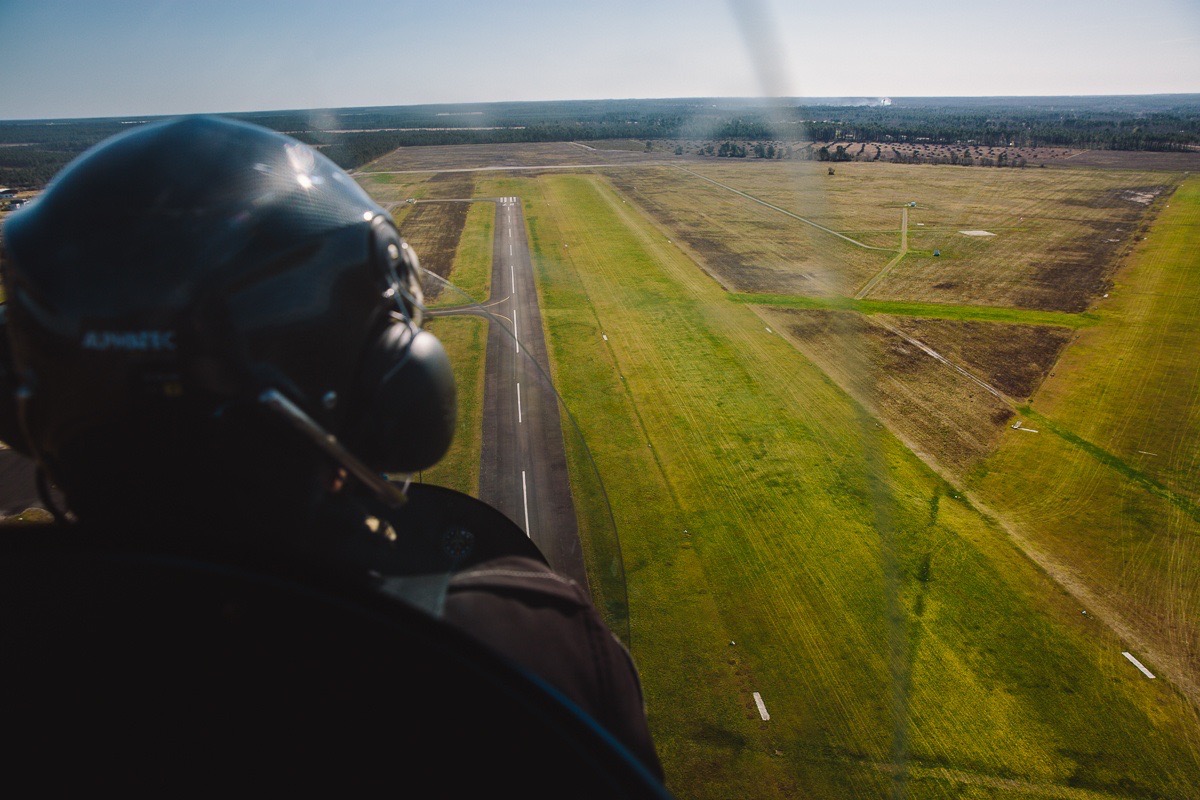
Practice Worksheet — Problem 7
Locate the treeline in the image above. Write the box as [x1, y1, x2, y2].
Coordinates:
[798, 142, 1033, 168]
[800, 107, 1200, 151]
[0, 119, 134, 188]
[3, 95, 1198, 189]
[0, 146, 83, 188]
[291, 123, 685, 171]
[695, 141, 788, 159]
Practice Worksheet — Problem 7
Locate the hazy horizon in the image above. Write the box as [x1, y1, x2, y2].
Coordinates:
[4, 92, 1200, 124]
[2, 0, 1198, 121]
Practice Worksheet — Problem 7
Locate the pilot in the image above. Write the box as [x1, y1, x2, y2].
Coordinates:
[0, 115, 664, 793]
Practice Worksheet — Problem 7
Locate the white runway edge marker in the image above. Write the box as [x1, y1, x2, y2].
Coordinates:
[521, 470, 531, 537]
[752, 692, 770, 721]
[1122, 652, 1156, 679]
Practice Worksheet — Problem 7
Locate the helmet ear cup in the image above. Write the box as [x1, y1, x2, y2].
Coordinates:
[345, 321, 456, 474]
[371, 217, 424, 327]
[0, 307, 30, 456]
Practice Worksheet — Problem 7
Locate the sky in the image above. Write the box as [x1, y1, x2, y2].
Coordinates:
[1, 0, 1198, 120]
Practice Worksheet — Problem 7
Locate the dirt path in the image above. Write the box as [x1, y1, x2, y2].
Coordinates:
[855, 205, 909, 299]
[871, 316, 1013, 404]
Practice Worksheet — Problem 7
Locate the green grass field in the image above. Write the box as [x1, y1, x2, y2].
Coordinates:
[417, 314, 486, 495]
[362, 156, 1200, 799]
[508, 172, 1200, 798]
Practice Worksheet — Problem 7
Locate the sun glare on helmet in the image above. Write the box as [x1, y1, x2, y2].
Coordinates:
[285, 141, 318, 190]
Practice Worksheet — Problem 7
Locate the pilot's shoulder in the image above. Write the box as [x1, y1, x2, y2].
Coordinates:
[448, 554, 589, 606]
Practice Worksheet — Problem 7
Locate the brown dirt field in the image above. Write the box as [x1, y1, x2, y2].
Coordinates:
[358, 141, 665, 173]
[981, 182, 1171, 312]
[1058, 150, 1200, 171]
[647, 159, 1183, 312]
[605, 167, 886, 295]
[606, 172, 822, 294]
[760, 307, 1014, 477]
[396, 173, 475, 301]
[875, 317, 1074, 400]
[418, 172, 475, 200]
[852, 170, 1178, 312]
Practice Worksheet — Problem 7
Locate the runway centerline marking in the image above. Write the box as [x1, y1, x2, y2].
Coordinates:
[514, 307, 519, 353]
[511, 264, 516, 294]
[517, 382, 522, 424]
[521, 470, 531, 536]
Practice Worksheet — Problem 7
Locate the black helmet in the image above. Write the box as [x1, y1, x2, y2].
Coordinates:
[0, 115, 455, 522]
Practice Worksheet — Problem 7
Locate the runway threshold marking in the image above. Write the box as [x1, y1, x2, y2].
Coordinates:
[753, 692, 770, 721]
[1122, 652, 1156, 679]
[521, 470, 531, 536]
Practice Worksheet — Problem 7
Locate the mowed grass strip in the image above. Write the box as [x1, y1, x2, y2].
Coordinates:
[730, 292, 1096, 328]
[417, 314, 485, 495]
[1018, 405, 1200, 525]
[521, 172, 1200, 798]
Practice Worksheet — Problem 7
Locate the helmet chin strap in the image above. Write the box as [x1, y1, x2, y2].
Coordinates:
[258, 388, 407, 512]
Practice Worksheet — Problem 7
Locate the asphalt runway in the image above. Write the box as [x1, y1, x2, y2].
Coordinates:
[476, 196, 588, 591]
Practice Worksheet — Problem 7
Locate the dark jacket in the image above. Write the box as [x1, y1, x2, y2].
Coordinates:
[445, 556, 663, 781]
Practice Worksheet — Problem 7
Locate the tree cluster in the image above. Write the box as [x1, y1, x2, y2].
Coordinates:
[799, 105, 1200, 152]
